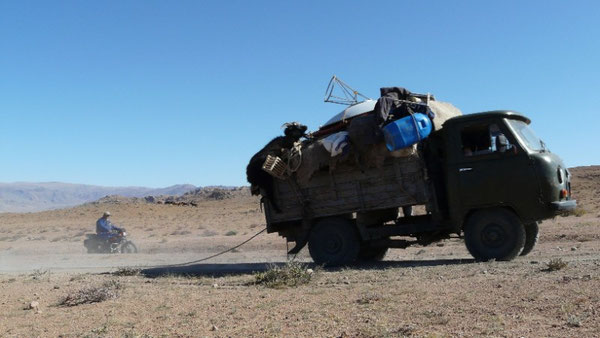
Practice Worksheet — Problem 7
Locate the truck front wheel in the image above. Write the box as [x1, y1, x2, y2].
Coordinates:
[308, 217, 360, 266]
[464, 209, 525, 261]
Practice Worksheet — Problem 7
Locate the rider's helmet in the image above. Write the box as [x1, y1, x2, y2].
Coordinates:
[103, 211, 111, 217]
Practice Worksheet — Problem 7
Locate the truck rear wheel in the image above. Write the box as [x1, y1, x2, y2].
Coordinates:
[464, 209, 525, 261]
[520, 222, 539, 256]
[308, 217, 360, 266]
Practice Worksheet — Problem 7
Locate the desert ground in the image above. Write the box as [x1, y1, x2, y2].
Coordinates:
[1, 167, 599, 337]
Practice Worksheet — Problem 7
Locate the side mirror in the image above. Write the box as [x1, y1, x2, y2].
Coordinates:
[496, 134, 509, 153]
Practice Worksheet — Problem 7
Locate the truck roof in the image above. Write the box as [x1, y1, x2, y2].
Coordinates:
[443, 110, 531, 126]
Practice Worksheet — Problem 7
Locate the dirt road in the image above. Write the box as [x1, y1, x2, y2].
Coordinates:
[2, 217, 598, 275]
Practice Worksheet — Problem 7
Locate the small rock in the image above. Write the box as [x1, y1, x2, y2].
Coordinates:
[530, 261, 539, 264]
[571, 247, 577, 251]
[212, 284, 219, 288]
[210, 325, 218, 331]
[306, 269, 314, 274]
[28, 301, 42, 313]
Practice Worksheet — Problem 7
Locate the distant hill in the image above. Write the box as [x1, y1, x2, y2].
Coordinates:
[0, 182, 198, 213]
[569, 165, 600, 210]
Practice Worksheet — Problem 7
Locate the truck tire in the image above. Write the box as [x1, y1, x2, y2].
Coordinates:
[520, 222, 539, 256]
[358, 245, 388, 262]
[308, 217, 360, 266]
[464, 209, 526, 261]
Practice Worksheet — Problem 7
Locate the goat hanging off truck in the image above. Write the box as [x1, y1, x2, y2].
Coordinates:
[246, 122, 308, 212]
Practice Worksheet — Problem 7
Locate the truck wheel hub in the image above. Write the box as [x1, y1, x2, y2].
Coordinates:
[481, 223, 505, 248]
[325, 237, 342, 253]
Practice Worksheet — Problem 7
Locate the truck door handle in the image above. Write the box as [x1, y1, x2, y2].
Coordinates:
[459, 167, 473, 172]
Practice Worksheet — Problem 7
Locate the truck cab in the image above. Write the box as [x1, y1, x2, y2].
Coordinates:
[437, 111, 575, 260]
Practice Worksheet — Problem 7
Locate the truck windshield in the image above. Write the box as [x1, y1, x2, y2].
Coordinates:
[507, 119, 547, 152]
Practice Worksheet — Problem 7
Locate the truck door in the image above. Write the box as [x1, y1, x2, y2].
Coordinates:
[448, 118, 538, 221]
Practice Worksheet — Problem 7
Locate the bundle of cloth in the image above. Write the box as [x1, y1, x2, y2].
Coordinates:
[374, 86, 462, 130]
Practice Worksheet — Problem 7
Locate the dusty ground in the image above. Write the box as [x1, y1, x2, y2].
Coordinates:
[1, 167, 599, 337]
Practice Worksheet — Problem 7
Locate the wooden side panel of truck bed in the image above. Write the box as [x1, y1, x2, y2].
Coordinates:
[265, 155, 431, 224]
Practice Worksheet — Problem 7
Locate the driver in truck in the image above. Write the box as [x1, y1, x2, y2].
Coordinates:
[96, 211, 122, 241]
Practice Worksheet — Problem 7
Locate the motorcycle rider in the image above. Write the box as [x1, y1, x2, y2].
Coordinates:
[96, 211, 123, 243]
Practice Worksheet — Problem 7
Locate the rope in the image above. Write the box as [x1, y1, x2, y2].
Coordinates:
[285, 141, 303, 175]
[142, 227, 267, 269]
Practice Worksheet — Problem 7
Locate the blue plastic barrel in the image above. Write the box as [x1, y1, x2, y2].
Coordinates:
[382, 113, 432, 151]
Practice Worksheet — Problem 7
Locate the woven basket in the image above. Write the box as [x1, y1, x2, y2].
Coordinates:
[261, 155, 287, 179]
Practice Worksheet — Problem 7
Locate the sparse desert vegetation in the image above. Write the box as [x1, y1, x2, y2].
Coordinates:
[545, 258, 569, 272]
[58, 280, 121, 307]
[254, 261, 314, 288]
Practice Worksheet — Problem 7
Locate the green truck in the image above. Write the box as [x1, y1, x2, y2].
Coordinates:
[263, 110, 576, 266]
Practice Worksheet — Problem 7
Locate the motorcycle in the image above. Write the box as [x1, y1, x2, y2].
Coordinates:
[84, 228, 138, 254]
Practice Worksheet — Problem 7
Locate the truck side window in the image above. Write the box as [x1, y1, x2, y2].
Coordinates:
[461, 123, 511, 157]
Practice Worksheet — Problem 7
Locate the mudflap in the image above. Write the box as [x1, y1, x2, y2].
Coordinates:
[287, 216, 313, 255]
[288, 237, 308, 255]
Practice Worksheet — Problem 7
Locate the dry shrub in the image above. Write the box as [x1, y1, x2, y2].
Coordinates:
[59, 280, 121, 307]
[113, 267, 141, 276]
[356, 293, 381, 305]
[30, 269, 49, 281]
[561, 207, 587, 218]
[254, 262, 313, 288]
[567, 314, 582, 327]
[573, 207, 587, 217]
[544, 258, 568, 272]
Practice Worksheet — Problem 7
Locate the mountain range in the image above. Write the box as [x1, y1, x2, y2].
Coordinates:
[0, 182, 198, 213]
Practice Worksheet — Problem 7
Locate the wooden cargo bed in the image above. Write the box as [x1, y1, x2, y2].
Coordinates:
[265, 154, 432, 225]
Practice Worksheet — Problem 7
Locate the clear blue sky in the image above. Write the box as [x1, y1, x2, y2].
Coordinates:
[1, 1, 598, 187]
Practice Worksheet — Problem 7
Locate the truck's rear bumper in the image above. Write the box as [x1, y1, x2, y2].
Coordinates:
[551, 200, 577, 211]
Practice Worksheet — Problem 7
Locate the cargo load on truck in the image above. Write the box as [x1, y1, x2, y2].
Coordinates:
[254, 81, 462, 202]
